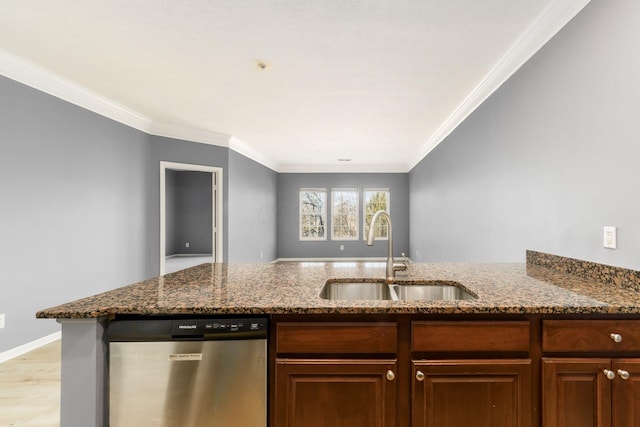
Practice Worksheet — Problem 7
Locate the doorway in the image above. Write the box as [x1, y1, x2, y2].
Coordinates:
[160, 161, 223, 275]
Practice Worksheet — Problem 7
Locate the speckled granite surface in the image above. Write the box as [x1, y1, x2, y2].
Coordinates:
[527, 250, 640, 292]
[36, 252, 640, 318]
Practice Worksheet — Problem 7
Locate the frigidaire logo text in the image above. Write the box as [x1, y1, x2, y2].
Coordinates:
[178, 325, 197, 329]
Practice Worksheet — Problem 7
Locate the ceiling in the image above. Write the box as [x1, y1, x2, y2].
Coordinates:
[0, 0, 589, 172]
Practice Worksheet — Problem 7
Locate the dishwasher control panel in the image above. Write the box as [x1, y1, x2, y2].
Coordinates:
[108, 317, 268, 341]
[172, 318, 268, 336]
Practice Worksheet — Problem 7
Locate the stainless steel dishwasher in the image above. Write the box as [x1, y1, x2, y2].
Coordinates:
[108, 317, 267, 427]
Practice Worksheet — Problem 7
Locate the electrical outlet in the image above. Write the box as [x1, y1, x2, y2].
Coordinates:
[604, 226, 617, 249]
[339, 245, 344, 251]
[185, 242, 190, 248]
[0, 314, 5, 329]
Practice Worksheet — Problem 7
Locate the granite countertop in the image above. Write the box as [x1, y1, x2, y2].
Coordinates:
[36, 251, 640, 318]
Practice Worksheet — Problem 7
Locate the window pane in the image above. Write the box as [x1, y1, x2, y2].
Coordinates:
[364, 190, 390, 239]
[331, 189, 359, 240]
[300, 189, 327, 240]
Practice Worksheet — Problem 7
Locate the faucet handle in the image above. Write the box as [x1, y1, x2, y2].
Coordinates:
[392, 253, 409, 274]
[393, 253, 408, 272]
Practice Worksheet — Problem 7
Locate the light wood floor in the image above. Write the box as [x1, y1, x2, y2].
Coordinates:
[0, 340, 61, 427]
[165, 255, 213, 274]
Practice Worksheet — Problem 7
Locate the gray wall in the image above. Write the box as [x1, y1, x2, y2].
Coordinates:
[278, 173, 409, 259]
[147, 136, 230, 267]
[228, 150, 278, 262]
[409, 0, 640, 270]
[0, 76, 281, 352]
[6, 0, 640, 354]
[165, 170, 213, 255]
[0, 75, 152, 353]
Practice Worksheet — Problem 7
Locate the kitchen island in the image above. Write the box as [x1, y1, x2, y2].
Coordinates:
[37, 250, 640, 426]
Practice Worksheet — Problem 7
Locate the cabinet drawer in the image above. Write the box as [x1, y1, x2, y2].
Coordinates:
[276, 322, 397, 354]
[412, 321, 530, 352]
[543, 320, 640, 352]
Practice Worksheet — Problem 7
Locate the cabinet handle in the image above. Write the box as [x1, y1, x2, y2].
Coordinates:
[604, 369, 616, 380]
[416, 370, 425, 381]
[617, 370, 630, 380]
[610, 333, 623, 343]
[386, 370, 395, 381]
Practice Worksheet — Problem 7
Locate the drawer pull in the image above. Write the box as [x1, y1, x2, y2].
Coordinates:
[610, 333, 623, 343]
[604, 369, 616, 380]
[416, 370, 425, 382]
[617, 369, 630, 380]
[386, 370, 395, 381]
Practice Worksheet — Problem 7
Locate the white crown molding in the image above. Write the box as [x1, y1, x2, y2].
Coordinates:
[1, 0, 591, 175]
[0, 53, 404, 176]
[149, 121, 231, 146]
[407, 0, 592, 171]
[0, 52, 349, 175]
[0, 48, 152, 132]
[229, 136, 280, 171]
[278, 163, 409, 174]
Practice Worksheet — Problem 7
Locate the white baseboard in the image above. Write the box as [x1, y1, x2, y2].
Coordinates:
[166, 253, 212, 259]
[272, 257, 414, 264]
[0, 331, 61, 364]
[274, 257, 388, 263]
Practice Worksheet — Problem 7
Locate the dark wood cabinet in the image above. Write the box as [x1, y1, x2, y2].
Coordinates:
[273, 319, 534, 427]
[412, 359, 532, 427]
[543, 359, 640, 427]
[411, 321, 532, 427]
[542, 320, 640, 427]
[273, 321, 399, 427]
[543, 320, 640, 353]
[612, 359, 640, 426]
[274, 359, 398, 427]
[411, 321, 531, 353]
[276, 322, 398, 354]
[271, 316, 640, 427]
[542, 358, 612, 427]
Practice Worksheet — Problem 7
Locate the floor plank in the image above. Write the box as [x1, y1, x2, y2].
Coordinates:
[0, 340, 60, 427]
[165, 255, 213, 274]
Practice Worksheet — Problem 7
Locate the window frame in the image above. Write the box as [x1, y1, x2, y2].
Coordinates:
[330, 188, 360, 241]
[363, 188, 391, 241]
[299, 188, 328, 241]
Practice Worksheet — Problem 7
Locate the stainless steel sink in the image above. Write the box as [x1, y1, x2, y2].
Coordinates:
[389, 283, 476, 301]
[319, 281, 394, 301]
[319, 280, 476, 301]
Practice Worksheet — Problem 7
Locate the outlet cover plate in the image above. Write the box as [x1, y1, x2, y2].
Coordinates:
[0, 314, 5, 329]
[604, 226, 617, 249]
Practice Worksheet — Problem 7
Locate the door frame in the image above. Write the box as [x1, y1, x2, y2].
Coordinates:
[159, 161, 223, 275]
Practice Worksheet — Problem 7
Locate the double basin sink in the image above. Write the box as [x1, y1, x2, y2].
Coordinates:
[320, 279, 477, 301]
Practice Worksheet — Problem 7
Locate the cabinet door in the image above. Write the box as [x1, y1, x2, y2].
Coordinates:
[542, 358, 612, 427]
[412, 359, 532, 427]
[613, 359, 640, 427]
[274, 358, 397, 427]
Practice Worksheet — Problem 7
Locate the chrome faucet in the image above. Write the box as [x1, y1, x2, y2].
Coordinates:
[366, 210, 407, 281]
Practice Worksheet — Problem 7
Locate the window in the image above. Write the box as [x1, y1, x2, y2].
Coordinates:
[331, 189, 359, 240]
[299, 189, 327, 240]
[299, 187, 391, 242]
[363, 189, 390, 240]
